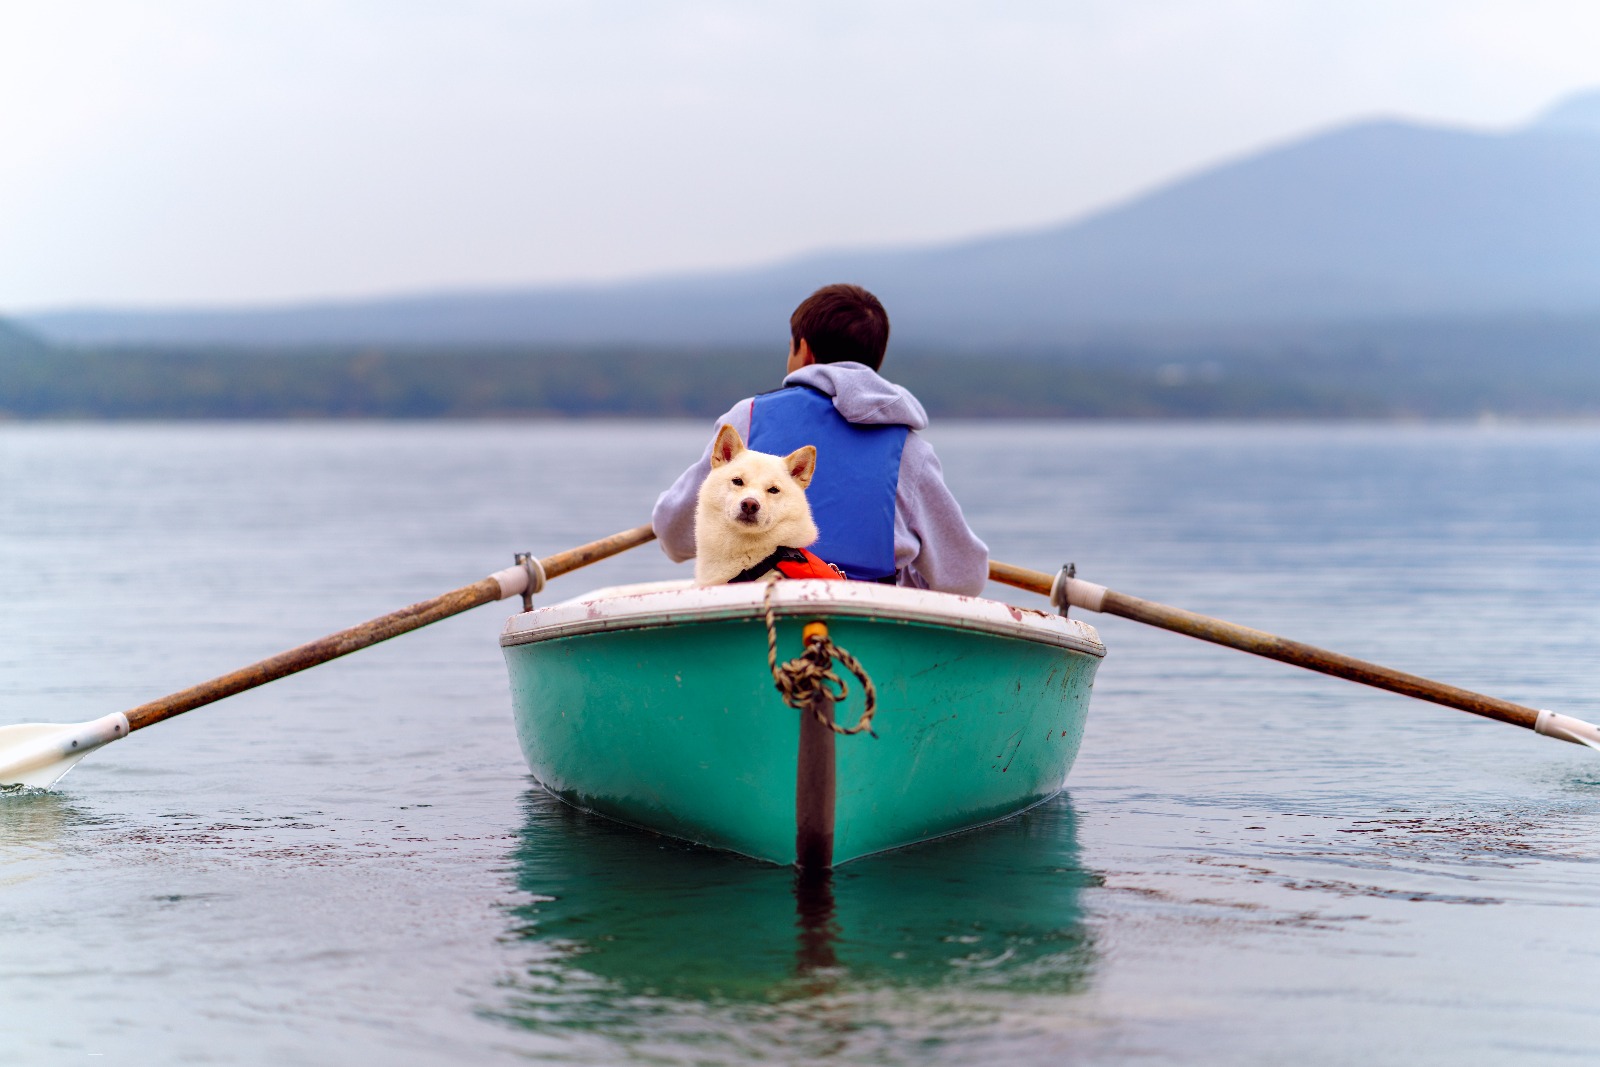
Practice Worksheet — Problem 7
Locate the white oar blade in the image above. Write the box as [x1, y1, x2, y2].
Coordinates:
[0, 713, 130, 791]
[1535, 710, 1600, 753]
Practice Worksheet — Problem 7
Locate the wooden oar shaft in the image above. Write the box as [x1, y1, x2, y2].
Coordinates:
[541, 524, 659, 581]
[124, 524, 656, 732]
[988, 560, 1541, 732]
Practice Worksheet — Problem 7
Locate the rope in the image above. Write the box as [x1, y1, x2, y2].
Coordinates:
[762, 581, 878, 738]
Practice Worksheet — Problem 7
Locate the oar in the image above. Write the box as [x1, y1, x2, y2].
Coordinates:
[989, 560, 1600, 754]
[0, 524, 658, 791]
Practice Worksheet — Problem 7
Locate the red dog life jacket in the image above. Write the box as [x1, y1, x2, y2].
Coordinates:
[728, 546, 846, 583]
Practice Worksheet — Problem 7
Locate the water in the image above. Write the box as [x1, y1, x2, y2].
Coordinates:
[2, 421, 1598, 1065]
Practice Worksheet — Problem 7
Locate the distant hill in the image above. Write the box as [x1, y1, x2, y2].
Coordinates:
[0, 317, 49, 355]
[16, 89, 1600, 349]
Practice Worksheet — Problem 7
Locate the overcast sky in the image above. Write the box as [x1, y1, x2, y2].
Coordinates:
[2, 0, 1597, 310]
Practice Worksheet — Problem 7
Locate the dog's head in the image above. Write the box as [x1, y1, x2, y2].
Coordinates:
[697, 423, 818, 546]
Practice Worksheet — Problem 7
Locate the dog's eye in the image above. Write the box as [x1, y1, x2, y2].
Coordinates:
[766, 486, 780, 494]
[731, 478, 743, 486]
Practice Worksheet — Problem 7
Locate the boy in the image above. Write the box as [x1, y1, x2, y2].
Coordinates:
[652, 283, 988, 595]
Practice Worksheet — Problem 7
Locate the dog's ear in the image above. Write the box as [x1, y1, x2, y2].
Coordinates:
[710, 424, 745, 468]
[784, 445, 817, 489]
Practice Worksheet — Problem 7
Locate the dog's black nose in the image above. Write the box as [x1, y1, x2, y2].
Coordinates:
[739, 497, 761, 516]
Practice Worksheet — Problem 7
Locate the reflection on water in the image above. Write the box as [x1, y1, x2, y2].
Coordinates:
[0, 791, 98, 850]
[0, 791, 102, 889]
[489, 790, 1098, 1045]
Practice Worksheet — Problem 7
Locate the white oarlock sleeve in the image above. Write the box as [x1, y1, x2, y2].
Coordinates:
[1050, 571, 1107, 613]
[491, 555, 546, 600]
[1067, 579, 1107, 613]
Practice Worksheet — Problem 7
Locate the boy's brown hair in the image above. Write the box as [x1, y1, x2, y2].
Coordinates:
[789, 284, 890, 370]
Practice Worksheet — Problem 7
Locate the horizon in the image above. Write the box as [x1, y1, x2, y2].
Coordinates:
[4, 1, 1600, 313]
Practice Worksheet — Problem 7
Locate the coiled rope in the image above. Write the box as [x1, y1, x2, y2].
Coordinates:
[762, 581, 879, 737]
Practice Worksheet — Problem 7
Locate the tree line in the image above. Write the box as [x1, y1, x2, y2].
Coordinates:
[2, 334, 1598, 419]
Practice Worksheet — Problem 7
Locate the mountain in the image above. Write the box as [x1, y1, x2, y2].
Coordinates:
[18, 89, 1600, 349]
[0, 316, 50, 355]
[1535, 88, 1600, 134]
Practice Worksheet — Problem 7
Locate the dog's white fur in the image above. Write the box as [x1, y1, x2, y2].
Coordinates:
[693, 424, 818, 585]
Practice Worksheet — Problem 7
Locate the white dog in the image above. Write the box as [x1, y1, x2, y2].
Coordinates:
[694, 424, 821, 585]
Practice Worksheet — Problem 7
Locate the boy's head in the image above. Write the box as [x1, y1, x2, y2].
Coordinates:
[788, 284, 890, 372]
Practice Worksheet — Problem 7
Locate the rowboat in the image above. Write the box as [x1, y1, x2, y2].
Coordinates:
[500, 579, 1105, 867]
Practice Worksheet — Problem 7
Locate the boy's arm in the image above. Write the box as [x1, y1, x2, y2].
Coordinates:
[897, 435, 989, 596]
[651, 402, 753, 563]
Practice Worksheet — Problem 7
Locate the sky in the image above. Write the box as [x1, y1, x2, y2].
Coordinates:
[2, 0, 1599, 311]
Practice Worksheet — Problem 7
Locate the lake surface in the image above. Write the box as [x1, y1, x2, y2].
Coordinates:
[2, 421, 1598, 1065]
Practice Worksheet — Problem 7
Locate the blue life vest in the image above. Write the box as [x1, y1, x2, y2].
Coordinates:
[747, 385, 908, 582]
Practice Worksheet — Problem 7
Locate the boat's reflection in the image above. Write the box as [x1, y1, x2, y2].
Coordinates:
[498, 789, 1099, 1007]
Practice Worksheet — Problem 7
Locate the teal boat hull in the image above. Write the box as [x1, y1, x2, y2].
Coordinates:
[501, 582, 1104, 866]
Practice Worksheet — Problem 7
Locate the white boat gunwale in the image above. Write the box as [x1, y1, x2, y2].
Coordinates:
[499, 580, 1106, 657]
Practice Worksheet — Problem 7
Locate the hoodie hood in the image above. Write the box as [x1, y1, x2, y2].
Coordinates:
[783, 362, 928, 430]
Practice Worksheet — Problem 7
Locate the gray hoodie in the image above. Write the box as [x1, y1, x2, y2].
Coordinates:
[651, 362, 989, 595]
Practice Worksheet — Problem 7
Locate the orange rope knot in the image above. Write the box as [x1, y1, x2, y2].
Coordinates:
[761, 582, 878, 737]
